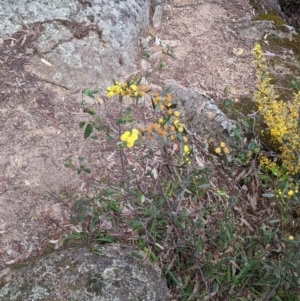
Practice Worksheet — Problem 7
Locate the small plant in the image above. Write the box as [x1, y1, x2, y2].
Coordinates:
[62, 42, 300, 301]
[253, 43, 300, 175]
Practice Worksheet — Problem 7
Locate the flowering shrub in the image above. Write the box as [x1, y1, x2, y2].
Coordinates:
[253, 43, 300, 175]
[105, 78, 192, 164]
[215, 141, 230, 155]
[65, 40, 300, 301]
[120, 129, 139, 148]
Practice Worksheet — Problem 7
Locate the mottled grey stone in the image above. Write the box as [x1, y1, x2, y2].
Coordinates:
[0, 244, 168, 301]
[236, 20, 275, 40]
[0, 0, 151, 91]
[152, 5, 163, 28]
[164, 80, 236, 142]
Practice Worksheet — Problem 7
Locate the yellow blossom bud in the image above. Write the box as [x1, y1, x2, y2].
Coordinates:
[288, 190, 294, 196]
[183, 145, 189, 153]
[215, 147, 221, 154]
[166, 93, 172, 102]
[173, 111, 180, 117]
[131, 133, 138, 141]
[223, 147, 230, 154]
[107, 91, 115, 97]
[131, 129, 139, 136]
[289, 235, 294, 241]
[130, 84, 137, 91]
[220, 142, 226, 148]
[121, 131, 131, 141]
[126, 140, 135, 148]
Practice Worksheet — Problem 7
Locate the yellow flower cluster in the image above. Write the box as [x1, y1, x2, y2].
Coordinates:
[275, 187, 298, 199]
[106, 79, 192, 164]
[120, 129, 139, 148]
[259, 156, 282, 176]
[140, 93, 186, 137]
[106, 81, 149, 98]
[182, 144, 191, 165]
[253, 43, 300, 174]
[215, 142, 230, 155]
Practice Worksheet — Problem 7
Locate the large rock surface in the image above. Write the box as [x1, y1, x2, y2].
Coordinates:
[0, 0, 151, 91]
[164, 80, 236, 142]
[0, 243, 168, 301]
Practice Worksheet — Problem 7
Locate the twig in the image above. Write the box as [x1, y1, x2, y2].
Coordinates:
[39, 78, 70, 90]
[262, 278, 282, 301]
[274, 85, 293, 93]
[173, 1, 217, 8]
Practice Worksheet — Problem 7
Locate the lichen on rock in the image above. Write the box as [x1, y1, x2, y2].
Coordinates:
[0, 244, 168, 301]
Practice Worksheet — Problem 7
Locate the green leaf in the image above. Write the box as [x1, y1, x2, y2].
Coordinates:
[128, 251, 143, 261]
[258, 174, 268, 179]
[124, 107, 131, 114]
[94, 237, 117, 243]
[165, 270, 184, 294]
[167, 48, 174, 57]
[223, 99, 234, 107]
[163, 134, 169, 145]
[87, 109, 96, 115]
[117, 116, 127, 125]
[182, 282, 194, 301]
[262, 193, 275, 198]
[63, 233, 84, 241]
[269, 219, 280, 224]
[271, 165, 278, 176]
[143, 49, 150, 58]
[83, 168, 91, 174]
[79, 121, 86, 129]
[84, 124, 93, 139]
[278, 175, 288, 181]
[177, 188, 186, 199]
[180, 140, 184, 156]
[224, 86, 230, 95]
[198, 184, 210, 189]
[159, 86, 171, 97]
[82, 88, 91, 96]
[241, 119, 249, 129]
[74, 198, 86, 207]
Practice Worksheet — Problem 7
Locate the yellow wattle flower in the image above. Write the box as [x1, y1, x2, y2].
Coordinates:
[121, 131, 131, 141]
[130, 84, 137, 91]
[215, 147, 221, 154]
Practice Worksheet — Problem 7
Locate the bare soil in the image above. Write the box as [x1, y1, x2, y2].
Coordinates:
[0, 0, 259, 268]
